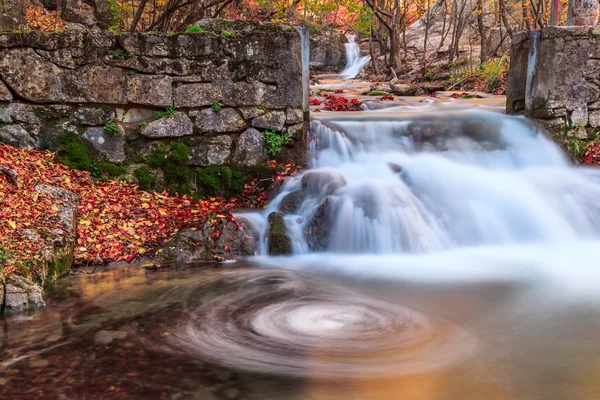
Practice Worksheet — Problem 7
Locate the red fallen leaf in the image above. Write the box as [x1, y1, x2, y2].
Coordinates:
[310, 98, 322, 106]
[335, 89, 344, 94]
[380, 95, 396, 101]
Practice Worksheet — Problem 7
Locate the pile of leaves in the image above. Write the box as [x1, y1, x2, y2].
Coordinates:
[581, 142, 600, 165]
[26, 5, 67, 32]
[380, 94, 396, 101]
[310, 98, 322, 106]
[0, 144, 300, 273]
[322, 95, 363, 111]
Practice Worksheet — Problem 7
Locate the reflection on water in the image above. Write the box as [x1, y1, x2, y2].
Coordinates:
[2, 263, 600, 399]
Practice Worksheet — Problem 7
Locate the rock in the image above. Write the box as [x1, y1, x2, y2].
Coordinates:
[240, 107, 266, 120]
[127, 75, 173, 107]
[285, 123, 304, 140]
[285, 107, 304, 124]
[195, 108, 246, 134]
[141, 112, 193, 138]
[34, 183, 80, 232]
[232, 128, 267, 166]
[305, 196, 336, 252]
[116, 108, 154, 123]
[0, 48, 63, 103]
[188, 135, 233, 166]
[301, 170, 346, 195]
[174, 83, 221, 107]
[0, 81, 12, 101]
[203, 219, 257, 257]
[278, 190, 305, 214]
[589, 111, 600, 128]
[267, 212, 292, 255]
[390, 83, 425, 96]
[94, 330, 128, 345]
[67, 64, 128, 104]
[75, 107, 114, 126]
[2, 275, 45, 314]
[0, 124, 35, 149]
[61, 0, 96, 26]
[222, 81, 267, 107]
[309, 31, 346, 71]
[82, 127, 126, 164]
[252, 111, 286, 131]
[4, 103, 40, 125]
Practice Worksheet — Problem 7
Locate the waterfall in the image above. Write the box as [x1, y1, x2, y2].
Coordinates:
[339, 36, 371, 79]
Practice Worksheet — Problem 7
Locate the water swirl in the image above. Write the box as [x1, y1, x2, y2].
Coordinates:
[168, 270, 477, 378]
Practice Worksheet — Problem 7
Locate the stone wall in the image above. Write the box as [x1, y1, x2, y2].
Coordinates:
[0, 20, 305, 194]
[506, 27, 600, 134]
[309, 31, 346, 72]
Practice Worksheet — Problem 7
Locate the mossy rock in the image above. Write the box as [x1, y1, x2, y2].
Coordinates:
[267, 212, 292, 255]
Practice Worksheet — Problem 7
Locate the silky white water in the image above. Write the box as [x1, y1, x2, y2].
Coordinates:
[246, 106, 600, 301]
[339, 35, 371, 79]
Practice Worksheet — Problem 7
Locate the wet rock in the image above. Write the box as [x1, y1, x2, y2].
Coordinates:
[94, 330, 128, 345]
[174, 83, 221, 107]
[278, 190, 305, 214]
[305, 197, 335, 252]
[75, 107, 114, 126]
[141, 112, 193, 138]
[390, 83, 424, 96]
[82, 127, 126, 164]
[0, 124, 35, 149]
[2, 275, 46, 314]
[252, 111, 286, 131]
[188, 135, 232, 166]
[267, 212, 292, 255]
[232, 128, 267, 166]
[127, 74, 173, 107]
[203, 219, 257, 257]
[301, 170, 346, 195]
[195, 108, 246, 133]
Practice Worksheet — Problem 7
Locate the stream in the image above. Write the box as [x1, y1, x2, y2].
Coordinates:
[3, 78, 600, 399]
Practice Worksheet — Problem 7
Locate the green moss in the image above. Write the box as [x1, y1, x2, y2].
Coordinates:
[104, 121, 121, 137]
[195, 165, 245, 197]
[267, 212, 292, 255]
[134, 166, 156, 191]
[56, 134, 125, 179]
[367, 91, 390, 96]
[153, 106, 177, 120]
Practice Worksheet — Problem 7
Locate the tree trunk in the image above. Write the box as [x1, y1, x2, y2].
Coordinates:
[476, 0, 486, 62]
[0, 0, 25, 31]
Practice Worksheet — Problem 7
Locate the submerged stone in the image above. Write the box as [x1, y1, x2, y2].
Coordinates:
[267, 212, 292, 255]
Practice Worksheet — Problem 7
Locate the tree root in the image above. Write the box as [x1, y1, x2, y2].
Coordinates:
[0, 165, 20, 189]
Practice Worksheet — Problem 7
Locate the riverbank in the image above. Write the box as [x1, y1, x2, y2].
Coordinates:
[0, 143, 300, 312]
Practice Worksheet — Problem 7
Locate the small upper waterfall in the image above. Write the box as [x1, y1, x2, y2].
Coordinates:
[339, 36, 371, 79]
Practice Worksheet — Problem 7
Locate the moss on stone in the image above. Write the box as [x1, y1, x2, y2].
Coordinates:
[267, 212, 292, 255]
[195, 165, 245, 197]
[367, 91, 390, 96]
[134, 166, 156, 191]
[56, 134, 126, 179]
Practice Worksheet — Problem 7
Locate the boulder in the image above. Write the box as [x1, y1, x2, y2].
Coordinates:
[0, 124, 35, 149]
[267, 212, 292, 255]
[305, 196, 336, 252]
[141, 112, 193, 138]
[34, 183, 80, 232]
[127, 74, 173, 107]
[301, 170, 346, 195]
[232, 128, 267, 166]
[195, 108, 246, 133]
[2, 275, 45, 314]
[61, 0, 96, 26]
[174, 83, 221, 107]
[82, 127, 126, 164]
[188, 135, 232, 166]
[0, 48, 63, 103]
[75, 107, 114, 126]
[252, 111, 286, 131]
[278, 190, 305, 214]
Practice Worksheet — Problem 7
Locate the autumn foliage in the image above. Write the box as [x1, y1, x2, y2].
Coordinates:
[0, 144, 299, 275]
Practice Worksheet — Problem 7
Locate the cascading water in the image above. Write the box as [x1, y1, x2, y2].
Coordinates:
[339, 35, 371, 79]
[244, 104, 600, 294]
